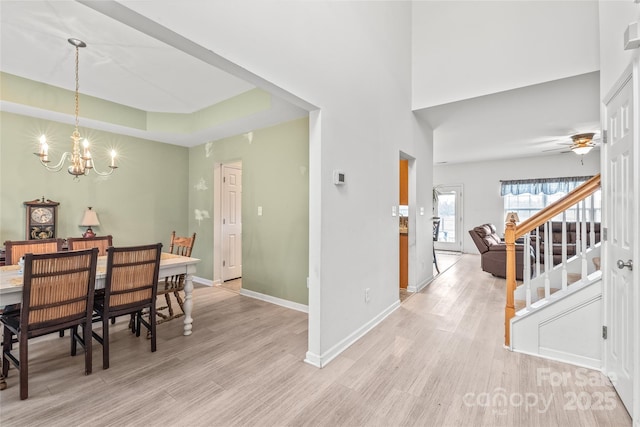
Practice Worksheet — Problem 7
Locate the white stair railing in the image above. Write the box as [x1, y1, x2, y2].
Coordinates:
[505, 174, 601, 347]
[515, 193, 601, 311]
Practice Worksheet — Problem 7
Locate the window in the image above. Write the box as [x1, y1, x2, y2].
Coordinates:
[501, 176, 601, 223]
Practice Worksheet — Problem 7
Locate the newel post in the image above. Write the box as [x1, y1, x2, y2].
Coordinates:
[504, 215, 518, 348]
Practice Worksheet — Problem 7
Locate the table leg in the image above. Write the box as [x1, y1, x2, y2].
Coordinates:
[182, 273, 194, 336]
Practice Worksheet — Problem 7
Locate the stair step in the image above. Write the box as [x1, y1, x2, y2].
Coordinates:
[537, 287, 560, 299]
[567, 273, 581, 284]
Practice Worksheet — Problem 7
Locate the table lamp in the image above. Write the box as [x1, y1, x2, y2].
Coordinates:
[505, 212, 520, 224]
[80, 207, 100, 238]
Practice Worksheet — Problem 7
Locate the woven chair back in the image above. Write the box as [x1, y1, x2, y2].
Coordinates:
[4, 238, 64, 265]
[104, 244, 162, 312]
[67, 235, 113, 256]
[21, 248, 98, 336]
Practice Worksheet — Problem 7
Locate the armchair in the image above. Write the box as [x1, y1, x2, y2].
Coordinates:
[468, 224, 534, 281]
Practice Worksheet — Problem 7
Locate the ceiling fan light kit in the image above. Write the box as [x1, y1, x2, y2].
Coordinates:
[570, 132, 596, 155]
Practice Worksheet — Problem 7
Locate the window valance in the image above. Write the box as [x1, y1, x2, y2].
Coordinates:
[500, 176, 594, 196]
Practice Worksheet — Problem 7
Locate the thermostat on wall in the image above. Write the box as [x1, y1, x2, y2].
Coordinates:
[333, 170, 346, 185]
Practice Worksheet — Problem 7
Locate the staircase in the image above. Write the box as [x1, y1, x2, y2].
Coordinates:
[504, 175, 603, 368]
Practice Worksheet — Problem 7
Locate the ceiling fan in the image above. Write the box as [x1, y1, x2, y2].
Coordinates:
[542, 132, 600, 155]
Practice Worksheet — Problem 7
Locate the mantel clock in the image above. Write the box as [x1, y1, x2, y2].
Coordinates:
[24, 197, 59, 240]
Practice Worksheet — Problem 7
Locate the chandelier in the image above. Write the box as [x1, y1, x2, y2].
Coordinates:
[35, 38, 117, 178]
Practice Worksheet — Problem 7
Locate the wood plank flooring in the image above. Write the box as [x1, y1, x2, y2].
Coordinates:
[0, 254, 632, 426]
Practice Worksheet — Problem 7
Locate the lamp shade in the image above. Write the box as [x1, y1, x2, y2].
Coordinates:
[505, 212, 520, 223]
[80, 207, 100, 227]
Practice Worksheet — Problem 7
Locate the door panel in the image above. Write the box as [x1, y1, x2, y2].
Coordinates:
[222, 165, 242, 281]
[604, 76, 634, 414]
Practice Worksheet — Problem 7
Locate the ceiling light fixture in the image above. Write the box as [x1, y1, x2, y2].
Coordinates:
[35, 38, 117, 178]
[570, 133, 596, 156]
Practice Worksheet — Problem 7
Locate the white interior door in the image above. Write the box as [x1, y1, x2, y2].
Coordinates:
[604, 75, 634, 414]
[434, 184, 463, 252]
[222, 164, 242, 281]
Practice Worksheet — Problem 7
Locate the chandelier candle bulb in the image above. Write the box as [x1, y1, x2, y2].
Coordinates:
[38, 135, 49, 162]
[82, 139, 90, 158]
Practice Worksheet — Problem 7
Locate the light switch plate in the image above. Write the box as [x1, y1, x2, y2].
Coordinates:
[392, 206, 397, 217]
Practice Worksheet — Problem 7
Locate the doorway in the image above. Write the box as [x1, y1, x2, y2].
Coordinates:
[399, 159, 409, 289]
[222, 162, 242, 283]
[434, 184, 463, 252]
[399, 153, 416, 303]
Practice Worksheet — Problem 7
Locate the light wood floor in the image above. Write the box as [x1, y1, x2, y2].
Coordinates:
[0, 254, 632, 426]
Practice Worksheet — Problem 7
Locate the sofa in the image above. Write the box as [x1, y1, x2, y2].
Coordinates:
[469, 224, 535, 281]
[531, 221, 601, 265]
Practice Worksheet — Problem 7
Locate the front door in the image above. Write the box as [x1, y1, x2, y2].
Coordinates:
[222, 164, 242, 281]
[434, 184, 463, 252]
[604, 75, 634, 414]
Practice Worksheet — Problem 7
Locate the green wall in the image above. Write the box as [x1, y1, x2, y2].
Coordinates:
[189, 118, 309, 305]
[0, 111, 189, 248]
[1, 110, 309, 306]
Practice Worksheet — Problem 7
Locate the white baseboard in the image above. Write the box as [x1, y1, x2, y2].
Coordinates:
[513, 347, 602, 371]
[304, 300, 401, 368]
[304, 351, 322, 368]
[193, 276, 214, 287]
[239, 288, 309, 313]
[410, 275, 435, 293]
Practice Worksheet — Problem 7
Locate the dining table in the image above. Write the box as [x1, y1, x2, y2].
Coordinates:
[0, 252, 200, 336]
[0, 252, 200, 391]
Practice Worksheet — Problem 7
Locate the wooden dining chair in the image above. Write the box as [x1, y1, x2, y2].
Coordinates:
[89, 243, 162, 369]
[67, 235, 113, 256]
[64, 235, 114, 336]
[1, 248, 99, 400]
[3, 238, 64, 265]
[156, 231, 196, 325]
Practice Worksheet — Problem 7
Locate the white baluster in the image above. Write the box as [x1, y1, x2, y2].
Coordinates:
[561, 211, 568, 291]
[524, 233, 531, 308]
[535, 227, 541, 278]
[589, 194, 596, 248]
[544, 221, 551, 299]
[581, 199, 588, 279]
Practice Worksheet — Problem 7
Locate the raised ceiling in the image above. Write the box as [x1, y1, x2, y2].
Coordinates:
[1, 1, 601, 163]
[0, 0, 308, 147]
[415, 71, 601, 165]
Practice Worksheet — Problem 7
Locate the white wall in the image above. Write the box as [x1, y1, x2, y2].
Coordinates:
[120, 0, 430, 366]
[412, 1, 600, 109]
[405, 115, 436, 292]
[598, 1, 640, 98]
[434, 153, 600, 254]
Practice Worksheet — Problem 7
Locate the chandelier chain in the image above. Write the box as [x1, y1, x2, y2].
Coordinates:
[74, 45, 80, 131]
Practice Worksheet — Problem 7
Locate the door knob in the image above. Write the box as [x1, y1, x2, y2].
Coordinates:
[617, 259, 633, 271]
